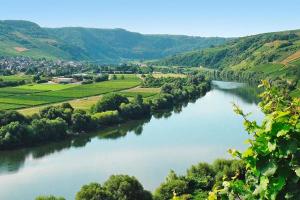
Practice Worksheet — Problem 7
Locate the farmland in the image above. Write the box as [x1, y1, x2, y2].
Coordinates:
[0, 75, 32, 82]
[0, 74, 142, 112]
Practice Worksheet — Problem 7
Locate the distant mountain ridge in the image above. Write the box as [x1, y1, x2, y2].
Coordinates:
[0, 20, 229, 63]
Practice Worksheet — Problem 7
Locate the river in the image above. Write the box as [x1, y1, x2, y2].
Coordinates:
[0, 81, 264, 200]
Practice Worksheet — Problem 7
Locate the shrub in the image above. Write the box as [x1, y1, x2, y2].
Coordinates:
[92, 94, 129, 113]
[0, 121, 30, 149]
[92, 110, 120, 126]
[71, 110, 93, 132]
[104, 175, 152, 200]
[76, 183, 111, 200]
[30, 117, 68, 142]
[35, 196, 65, 200]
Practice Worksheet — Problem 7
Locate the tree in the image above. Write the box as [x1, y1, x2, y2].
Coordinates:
[92, 94, 129, 113]
[134, 94, 143, 105]
[30, 118, 68, 141]
[0, 110, 27, 126]
[186, 162, 215, 190]
[0, 121, 30, 148]
[161, 83, 174, 94]
[154, 171, 189, 200]
[104, 175, 152, 200]
[111, 74, 117, 80]
[35, 195, 65, 200]
[76, 183, 112, 200]
[71, 110, 93, 132]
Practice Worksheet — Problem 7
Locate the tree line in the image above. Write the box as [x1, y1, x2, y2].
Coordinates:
[34, 81, 300, 200]
[0, 73, 210, 150]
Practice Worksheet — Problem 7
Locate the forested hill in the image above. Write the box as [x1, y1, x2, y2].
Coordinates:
[0, 20, 228, 63]
[156, 30, 300, 93]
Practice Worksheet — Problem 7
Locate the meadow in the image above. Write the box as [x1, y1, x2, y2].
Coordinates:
[0, 75, 141, 112]
[0, 75, 32, 82]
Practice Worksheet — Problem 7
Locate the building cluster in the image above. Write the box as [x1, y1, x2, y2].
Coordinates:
[0, 56, 85, 74]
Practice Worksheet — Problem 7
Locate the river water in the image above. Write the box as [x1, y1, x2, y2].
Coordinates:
[0, 81, 264, 200]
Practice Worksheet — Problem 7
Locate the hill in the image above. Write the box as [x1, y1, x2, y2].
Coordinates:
[156, 29, 300, 94]
[0, 20, 228, 63]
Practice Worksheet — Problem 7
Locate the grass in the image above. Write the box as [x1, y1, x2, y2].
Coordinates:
[119, 91, 157, 98]
[152, 73, 187, 78]
[0, 87, 44, 94]
[249, 63, 285, 74]
[281, 50, 300, 65]
[0, 74, 140, 113]
[38, 78, 140, 98]
[0, 75, 32, 82]
[119, 87, 160, 98]
[0, 95, 71, 106]
[17, 83, 78, 91]
[290, 58, 300, 66]
[0, 103, 27, 110]
[290, 89, 300, 97]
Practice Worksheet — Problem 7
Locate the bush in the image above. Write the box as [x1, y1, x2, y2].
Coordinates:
[94, 74, 109, 82]
[104, 175, 152, 200]
[39, 106, 73, 124]
[119, 102, 151, 120]
[0, 121, 30, 149]
[82, 80, 93, 84]
[76, 175, 152, 200]
[186, 162, 215, 190]
[30, 118, 68, 142]
[0, 110, 27, 126]
[92, 94, 129, 113]
[92, 110, 120, 126]
[71, 110, 93, 132]
[150, 94, 174, 111]
[154, 171, 189, 200]
[76, 183, 111, 200]
[35, 196, 65, 200]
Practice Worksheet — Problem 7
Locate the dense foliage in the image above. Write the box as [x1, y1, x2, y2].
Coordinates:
[0, 74, 210, 149]
[75, 175, 152, 200]
[0, 20, 228, 62]
[30, 81, 300, 200]
[35, 196, 65, 200]
[156, 30, 300, 95]
[36, 159, 244, 200]
[209, 81, 300, 199]
[157, 31, 300, 69]
[154, 159, 245, 200]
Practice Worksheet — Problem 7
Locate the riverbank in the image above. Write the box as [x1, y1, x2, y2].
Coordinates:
[0, 74, 211, 150]
[0, 80, 264, 200]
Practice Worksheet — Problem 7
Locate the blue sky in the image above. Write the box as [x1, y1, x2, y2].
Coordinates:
[0, 0, 299, 37]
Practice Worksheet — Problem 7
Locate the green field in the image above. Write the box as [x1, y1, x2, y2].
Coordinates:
[37, 79, 140, 98]
[17, 83, 77, 91]
[0, 103, 27, 110]
[0, 75, 32, 82]
[0, 75, 141, 111]
[0, 87, 44, 94]
[249, 63, 285, 74]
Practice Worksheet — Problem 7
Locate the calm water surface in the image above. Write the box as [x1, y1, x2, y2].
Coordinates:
[0, 81, 264, 200]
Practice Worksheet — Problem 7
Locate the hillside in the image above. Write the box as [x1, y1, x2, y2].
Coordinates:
[0, 20, 228, 63]
[156, 29, 300, 93]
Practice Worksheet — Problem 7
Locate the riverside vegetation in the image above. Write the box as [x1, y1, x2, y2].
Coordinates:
[33, 81, 299, 200]
[156, 30, 300, 97]
[0, 73, 210, 150]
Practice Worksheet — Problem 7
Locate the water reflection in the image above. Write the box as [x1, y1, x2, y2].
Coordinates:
[212, 80, 261, 104]
[0, 81, 264, 200]
[0, 102, 193, 175]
